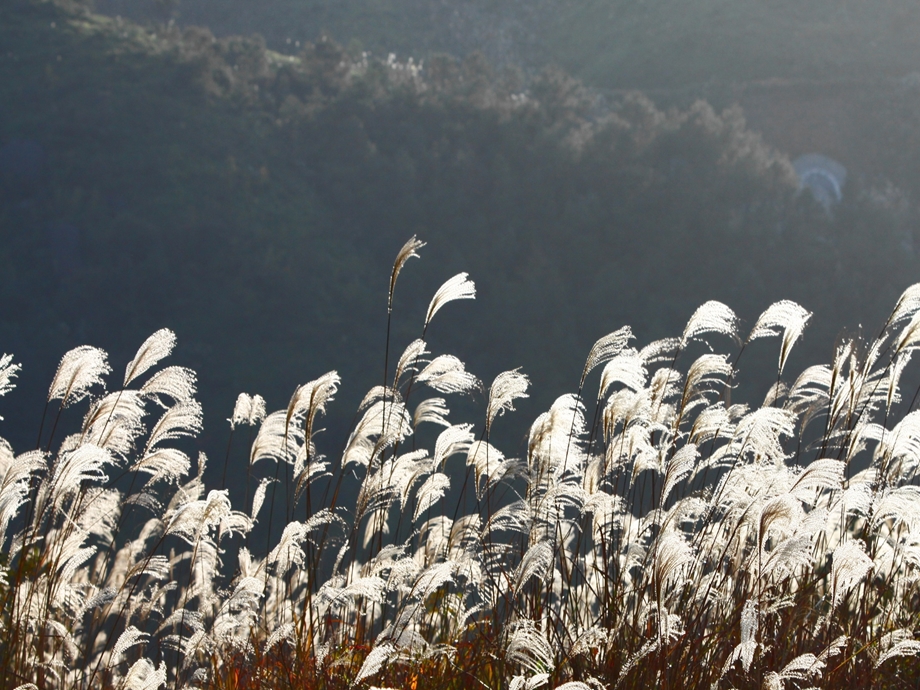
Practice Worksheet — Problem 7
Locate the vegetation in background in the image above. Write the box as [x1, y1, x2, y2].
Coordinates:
[83, 0, 920, 89]
[0, 239, 919, 689]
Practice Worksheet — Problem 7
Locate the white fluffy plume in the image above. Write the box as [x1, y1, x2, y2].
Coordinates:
[425, 272, 476, 330]
[124, 328, 176, 386]
[48, 345, 111, 406]
[486, 369, 529, 434]
[388, 235, 425, 312]
[682, 301, 739, 345]
[748, 300, 812, 374]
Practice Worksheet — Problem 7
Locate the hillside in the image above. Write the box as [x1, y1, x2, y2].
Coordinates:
[1, 0, 918, 462]
[89, 0, 920, 89]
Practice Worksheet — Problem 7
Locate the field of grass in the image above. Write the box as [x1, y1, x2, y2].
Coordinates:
[3, 7, 920, 685]
[1, 238, 920, 689]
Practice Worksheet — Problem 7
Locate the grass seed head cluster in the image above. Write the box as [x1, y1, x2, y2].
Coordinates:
[0, 238, 919, 689]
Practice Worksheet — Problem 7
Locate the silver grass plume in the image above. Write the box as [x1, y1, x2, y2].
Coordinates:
[433, 423, 475, 468]
[681, 300, 739, 346]
[124, 328, 176, 386]
[343, 398, 413, 468]
[416, 355, 480, 395]
[723, 599, 759, 675]
[748, 300, 813, 374]
[424, 272, 476, 330]
[887, 282, 920, 330]
[831, 540, 873, 609]
[48, 443, 115, 511]
[229, 392, 267, 429]
[388, 235, 425, 313]
[681, 353, 733, 407]
[467, 440, 507, 499]
[528, 394, 586, 477]
[876, 409, 920, 478]
[893, 308, 920, 353]
[732, 406, 797, 464]
[140, 366, 197, 407]
[652, 530, 693, 595]
[413, 473, 450, 520]
[144, 400, 203, 454]
[267, 510, 336, 573]
[286, 371, 340, 442]
[0, 446, 43, 545]
[81, 389, 146, 456]
[598, 348, 647, 400]
[789, 458, 844, 500]
[250, 410, 303, 467]
[250, 477, 273, 520]
[874, 634, 920, 669]
[164, 489, 233, 544]
[872, 485, 920, 531]
[413, 561, 459, 604]
[688, 402, 735, 446]
[131, 447, 191, 486]
[787, 363, 833, 431]
[581, 326, 633, 389]
[640, 337, 681, 366]
[359, 385, 396, 411]
[354, 643, 396, 684]
[121, 659, 166, 690]
[763, 653, 824, 688]
[0, 353, 20, 399]
[506, 621, 554, 676]
[514, 541, 553, 590]
[661, 445, 698, 506]
[110, 626, 150, 666]
[413, 397, 450, 428]
[885, 349, 912, 412]
[509, 675, 551, 690]
[393, 339, 428, 386]
[486, 369, 530, 435]
[48, 345, 111, 406]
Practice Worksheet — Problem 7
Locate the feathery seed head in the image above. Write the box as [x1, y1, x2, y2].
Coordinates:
[417, 355, 480, 395]
[424, 272, 475, 330]
[230, 392, 267, 428]
[682, 300, 739, 346]
[487, 369, 529, 435]
[389, 235, 425, 312]
[124, 328, 176, 386]
[748, 300, 812, 374]
[582, 326, 633, 387]
[394, 339, 428, 386]
[0, 354, 20, 400]
[48, 345, 111, 406]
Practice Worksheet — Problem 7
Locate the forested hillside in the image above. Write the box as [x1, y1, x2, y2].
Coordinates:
[86, 0, 920, 87]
